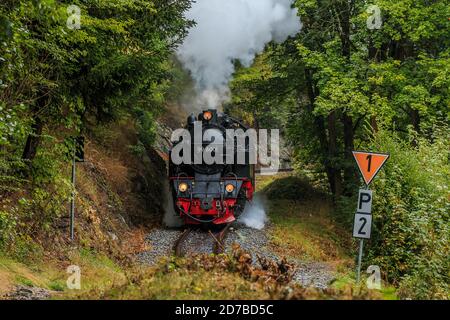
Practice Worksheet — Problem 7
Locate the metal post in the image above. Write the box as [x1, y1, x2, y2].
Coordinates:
[70, 153, 76, 241]
[356, 239, 364, 283]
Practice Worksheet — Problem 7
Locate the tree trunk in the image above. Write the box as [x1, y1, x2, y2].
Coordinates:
[342, 113, 357, 196]
[370, 115, 378, 134]
[22, 96, 48, 163]
[337, 1, 354, 196]
[410, 109, 420, 133]
[315, 114, 337, 194]
[327, 111, 342, 198]
[339, 1, 351, 60]
[368, 31, 379, 135]
[22, 117, 43, 162]
[305, 69, 343, 197]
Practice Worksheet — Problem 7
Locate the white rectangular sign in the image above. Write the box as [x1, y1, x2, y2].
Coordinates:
[353, 213, 372, 239]
[357, 189, 373, 214]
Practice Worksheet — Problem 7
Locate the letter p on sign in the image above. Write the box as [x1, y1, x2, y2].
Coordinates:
[358, 190, 372, 214]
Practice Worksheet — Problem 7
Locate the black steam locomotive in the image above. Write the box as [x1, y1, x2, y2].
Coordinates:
[168, 110, 255, 225]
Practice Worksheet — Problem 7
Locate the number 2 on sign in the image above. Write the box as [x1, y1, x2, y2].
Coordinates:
[353, 213, 372, 239]
[358, 216, 367, 235]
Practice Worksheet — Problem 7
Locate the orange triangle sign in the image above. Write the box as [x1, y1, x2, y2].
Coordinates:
[353, 151, 390, 185]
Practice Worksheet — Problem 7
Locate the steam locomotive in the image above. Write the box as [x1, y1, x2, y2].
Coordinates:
[168, 110, 255, 225]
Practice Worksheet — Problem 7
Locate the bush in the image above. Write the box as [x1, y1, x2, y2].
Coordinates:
[133, 108, 157, 149]
[0, 209, 17, 249]
[0, 132, 72, 258]
[357, 126, 449, 299]
[263, 175, 327, 201]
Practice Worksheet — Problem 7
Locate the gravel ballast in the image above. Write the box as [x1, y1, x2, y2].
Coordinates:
[137, 223, 336, 289]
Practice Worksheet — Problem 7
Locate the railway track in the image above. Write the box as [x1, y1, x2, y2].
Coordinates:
[174, 224, 232, 257]
[211, 223, 232, 254]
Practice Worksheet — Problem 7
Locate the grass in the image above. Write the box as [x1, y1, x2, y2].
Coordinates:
[256, 174, 352, 263]
[56, 248, 127, 298]
[83, 266, 271, 300]
[0, 248, 128, 299]
[330, 274, 398, 300]
[257, 174, 399, 299]
[0, 254, 59, 295]
[15, 275, 35, 287]
[268, 199, 351, 262]
[1, 172, 398, 300]
[48, 281, 65, 292]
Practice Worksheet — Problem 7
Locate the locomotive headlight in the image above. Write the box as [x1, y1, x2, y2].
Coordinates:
[203, 111, 213, 121]
[178, 182, 188, 193]
[225, 184, 235, 193]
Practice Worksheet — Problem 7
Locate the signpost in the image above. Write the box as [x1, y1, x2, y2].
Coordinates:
[352, 151, 389, 283]
[70, 152, 76, 241]
[69, 136, 85, 241]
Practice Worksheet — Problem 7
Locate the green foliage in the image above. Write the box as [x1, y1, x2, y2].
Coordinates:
[133, 108, 157, 149]
[128, 141, 147, 158]
[263, 175, 325, 201]
[229, 46, 298, 130]
[0, 0, 194, 258]
[15, 275, 35, 287]
[48, 280, 65, 292]
[0, 209, 17, 248]
[363, 126, 449, 299]
[0, 101, 27, 192]
[231, 0, 449, 299]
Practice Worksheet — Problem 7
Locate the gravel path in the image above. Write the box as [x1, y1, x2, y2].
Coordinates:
[225, 223, 335, 289]
[136, 229, 182, 265]
[137, 223, 336, 289]
[4, 285, 52, 300]
[179, 230, 216, 255]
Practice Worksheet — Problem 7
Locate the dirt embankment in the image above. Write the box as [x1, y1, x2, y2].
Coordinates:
[0, 116, 174, 299]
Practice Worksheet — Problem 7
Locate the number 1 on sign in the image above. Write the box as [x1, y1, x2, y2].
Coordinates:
[366, 154, 372, 172]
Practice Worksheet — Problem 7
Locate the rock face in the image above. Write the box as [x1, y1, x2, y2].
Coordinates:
[153, 122, 173, 160]
[5, 285, 52, 300]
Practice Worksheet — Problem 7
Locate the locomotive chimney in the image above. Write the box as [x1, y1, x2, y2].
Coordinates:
[187, 113, 196, 126]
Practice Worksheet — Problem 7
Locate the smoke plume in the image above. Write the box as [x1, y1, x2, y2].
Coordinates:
[177, 0, 301, 110]
[238, 194, 268, 230]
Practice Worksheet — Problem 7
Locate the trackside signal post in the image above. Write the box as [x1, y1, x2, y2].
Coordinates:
[352, 151, 389, 283]
[69, 136, 85, 241]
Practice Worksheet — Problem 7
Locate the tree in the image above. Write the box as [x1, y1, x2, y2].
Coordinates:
[230, 0, 449, 298]
[231, 0, 448, 198]
[0, 0, 194, 173]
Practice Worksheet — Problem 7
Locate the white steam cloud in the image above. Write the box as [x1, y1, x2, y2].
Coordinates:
[238, 194, 267, 230]
[177, 0, 301, 110]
